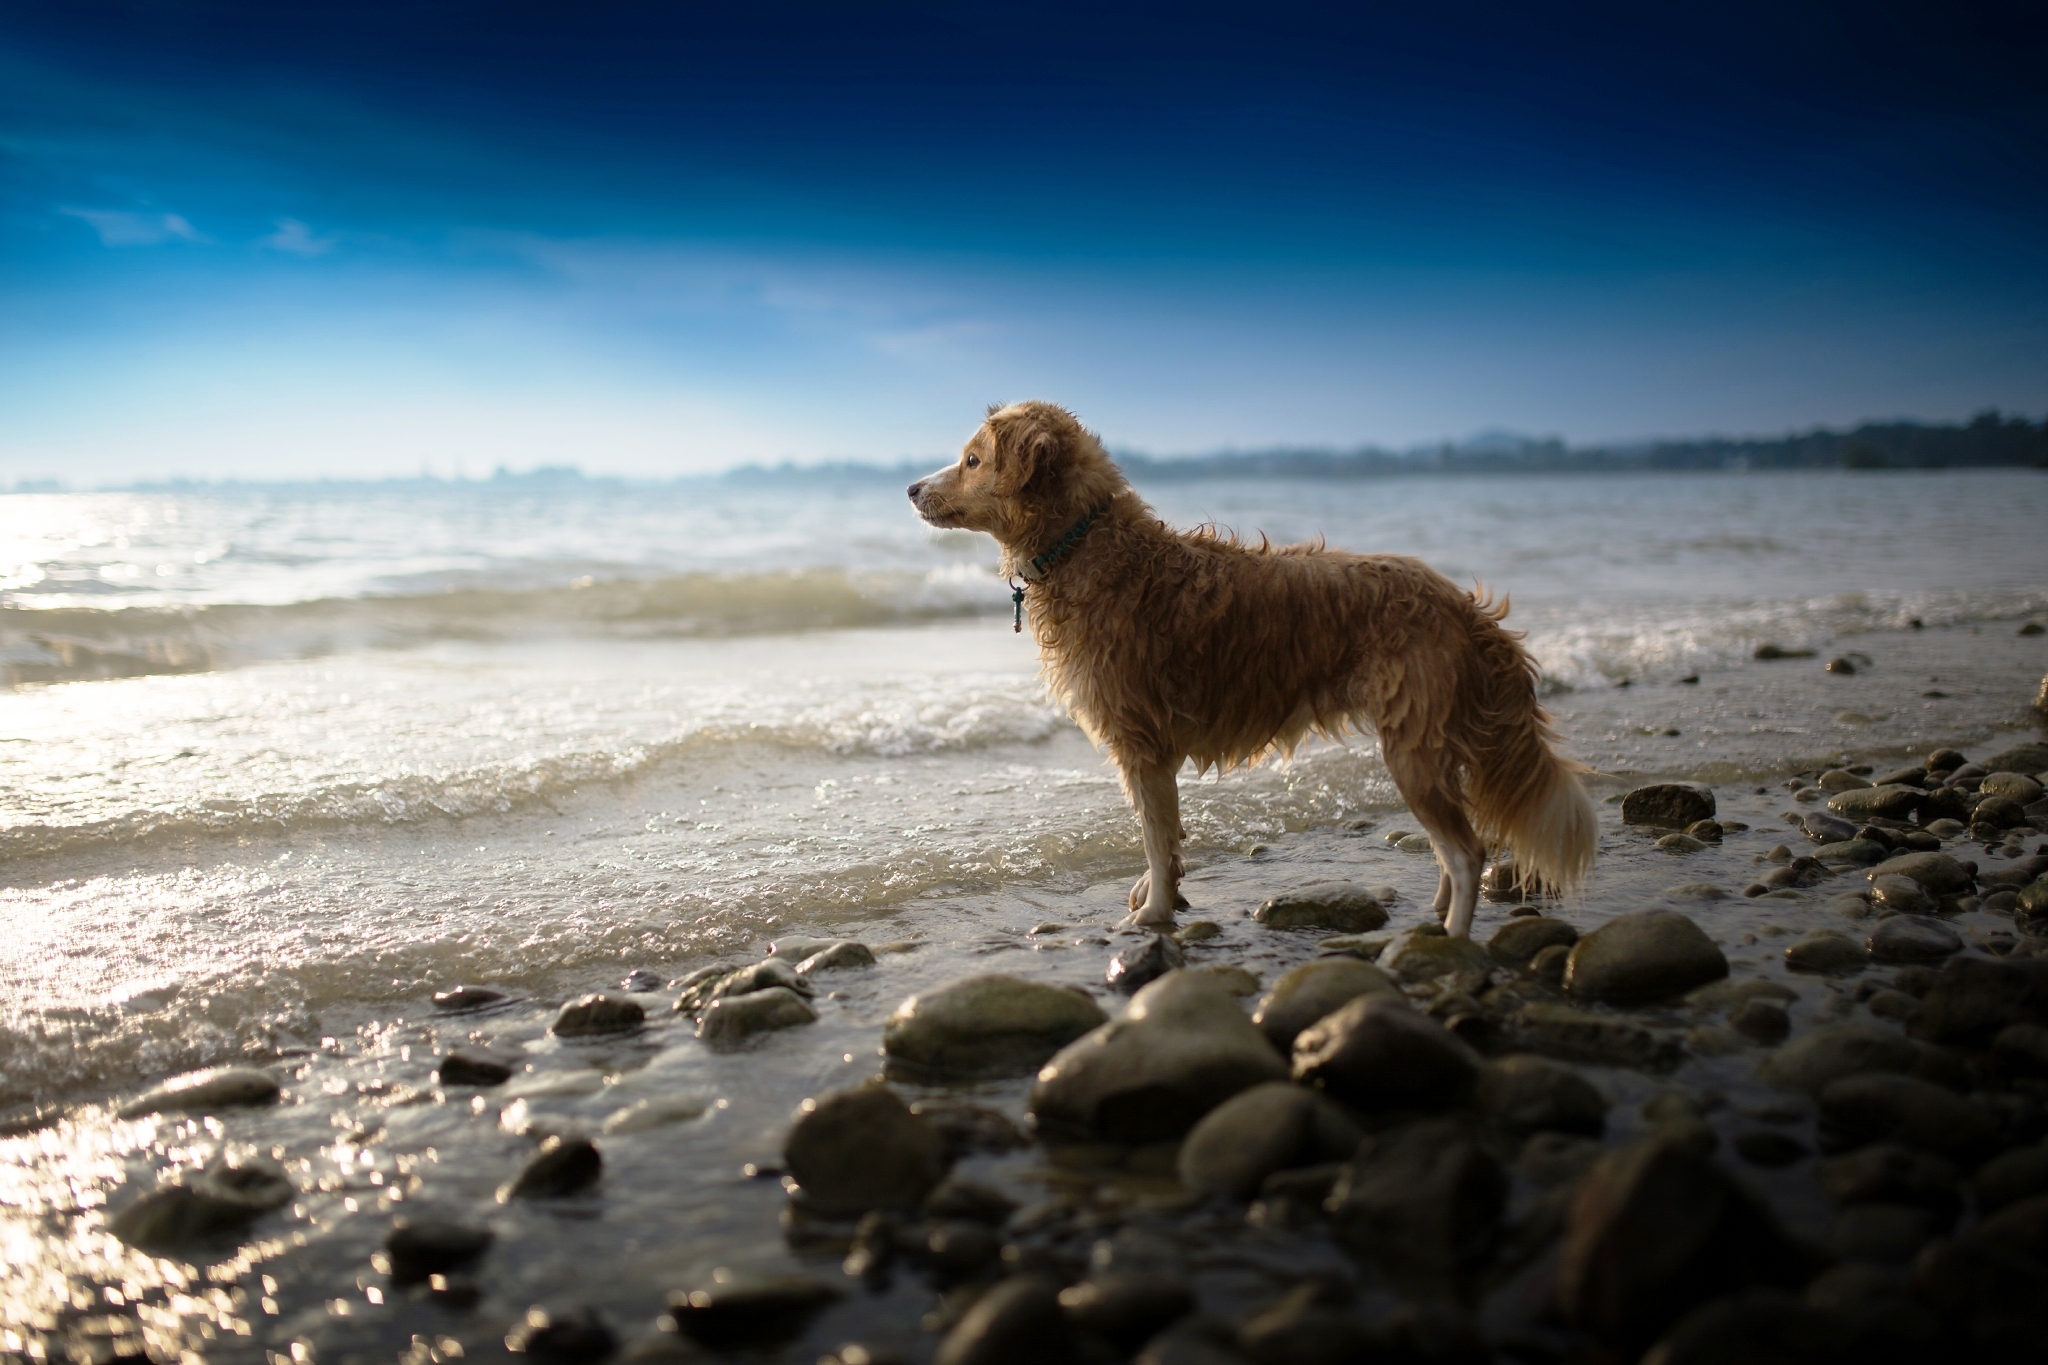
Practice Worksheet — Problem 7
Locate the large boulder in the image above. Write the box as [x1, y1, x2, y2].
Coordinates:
[1250, 958, 1399, 1051]
[1557, 1139, 1811, 1355]
[1622, 785, 1716, 829]
[1252, 882, 1388, 932]
[1177, 1081, 1361, 1199]
[1564, 911, 1728, 1005]
[884, 975, 1108, 1080]
[1029, 971, 1289, 1143]
[783, 1083, 948, 1216]
[1291, 995, 1480, 1111]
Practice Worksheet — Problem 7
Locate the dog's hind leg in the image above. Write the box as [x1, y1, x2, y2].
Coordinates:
[1123, 760, 1187, 927]
[1385, 749, 1486, 938]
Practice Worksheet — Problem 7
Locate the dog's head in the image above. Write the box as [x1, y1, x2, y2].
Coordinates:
[907, 401, 1123, 548]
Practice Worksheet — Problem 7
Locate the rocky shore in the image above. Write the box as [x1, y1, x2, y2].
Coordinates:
[8, 697, 2048, 1363]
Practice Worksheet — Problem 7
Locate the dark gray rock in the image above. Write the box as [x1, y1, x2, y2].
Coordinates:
[433, 984, 508, 1011]
[1867, 875, 1936, 916]
[620, 968, 665, 993]
[664, 1274, 842, 1351]
[117, 1066, 281, 1118]
[384, 1216, 495, 1284]
[1639, 1292, 1838, 1365]
[1565, 910, 1728, 1004]
[1910, 1195, 2048, 1356]
[1816, 1144, 1962, 1220]
[696, 985, 817, 1043]
[1177, 1081, 1361, 1198]
[1486, 916, 1579, 968]
[1508, 1002, 1683, 1071]
[552, 993, 645, 1037]
[1867, 915, 1963, 965]
[1327, 1119, 1507, 1293]
[1909, 955, 2048, 1045]
[1238, 1286, 1374, 1365]
[504, 1306, 617, 1364]
[438, 1047, 516, 1087]
[108, 1156, 293, 1248]
[1827, 786, 1922, 821]
[1108, 935, 1186, 994]
[1828, 1203, 1943, 1264]
[1814, 839, 1887, 865]
[1784, 929, 1867, 975]
[1868, 851, 1974, 896]
[1291, 995, 1481, 1111]
[1981, 741, 2048, 774]
[1802, 812, 1858, 844]
[783, 1083, 946, 1216]
[1057, 1273, 1196, 1355]
[1252, 882, 1388, 932]
[936, 1275, 1078, 1365]
[1250, 958, 1398, 1050]
[1556, 1138, 1812, 1355]
[675, 958, 811, 1015]
[501, 1135, 602, 1200]
[913, 1100, 1030, 1157]
[1758, 1022, 1925, 1094]
[1475, 1054, 1607, 1136]
[1818, 1073, 1997, 1164]
[884, 975, 1108, 1079]
[1622, 784, 1716, 829]
[1729, 999, 1791, 1045]
[797, 940, 877, 973]
[1375, 925, 1492, 982]
[1031, 971, 1289, 1142]
[1992, 1023, 2048, 1082]
[924, 1176, 1020, 1224]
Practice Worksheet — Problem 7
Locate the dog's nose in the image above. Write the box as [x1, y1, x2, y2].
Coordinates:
[906, 481, 923, 501]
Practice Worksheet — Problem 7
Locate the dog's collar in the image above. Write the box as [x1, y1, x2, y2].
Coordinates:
[1008, 501, 1110, 632]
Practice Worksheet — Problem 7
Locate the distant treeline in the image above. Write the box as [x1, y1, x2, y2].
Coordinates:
[1118, 410, 2048, 479]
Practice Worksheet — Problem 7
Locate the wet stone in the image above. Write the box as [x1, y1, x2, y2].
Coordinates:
[1487, 915, 1579, 968]
[1640, 1291, 1840, 1365]
[1865, 989, 1920, 1022]
[798, 940, 876, 973]
[1982, 772, 2045, 803]
[1328, 1119, 1508, 1294]
[697, 985, 818, 1044]
[924, 1176, 1020, 1225]
[1564, 910, 1729, 1004]
[552, 993, 645, 1037]
[1656, 833, 1709, 852]
[1802, 812, 1858, 843]
[1057, 1273, 1197, 1356]
[1509, 1001, 1681, 1071]
[1829, 1203, 1944, 1264]
[1991, 1022, 2048, 1082]
[1974, 1144, 2048, 1214]
[1981, 740, 2048, 773]
[1250, 958, 1399, 1051]
[505, 1306, 618, 1364]
[1866, 875, 1935, 916]
[1177, 1080, 1362, 1199]
[1866, 915, 1963, 965]
[1199, 963, 1261, 996]
[1757, 1022, 1926, 1094]
[1784, 929, 1867, 975]
[1252, 881, 1387, 932]
[1729, 999, 1791, 1045]
[501, 1134, 602, 1200]
[1813, 840, 1886, 865]
[118, 1066, 281, 1119]
[1826, 785, 1921, 821]
[1818, 1073, 1997, 1164]
[1818, 768, 1870, 792]
[1664, 883, 1728, 901]
[885, 975, 1109, 1080]
[1291, 995, 1481, 1112]
[438, 1047, 516, 1087]
[784, 1083, 947, 1216]
[620, 968, 665, 993]
[665, 1273, 843, 1351]
[1108, 935, 1185, 994]
[109, 1156, 294, 1248]
[433, 984, 509, 1011]
[1376, 924, 1492, 982]
[935, 1274, 1077, 1365]
[1621, 784, 1716, 829]
[1868, 851, 1974, 897]
[384, 1216, 495, 1285]
[1475, 1053, 1607, 1136]
[1815, 1144, 1962, 1219]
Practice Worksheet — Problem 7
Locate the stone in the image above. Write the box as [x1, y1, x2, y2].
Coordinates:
[1865, 989, 1919, 1022]
[1375, 925, 1492, 982]
[1486, 916, 1579, 968]
[1815, 1144, 1962, 1220]
[1621, 784, 1716, 829]
[433, 984, 508, 1011]
[1327, 1119, 1507, 1293]
[118, 1066, 282, 1119]
[1819, 769, 1871, 792]
[1813, 840, 1886, 865]
[1972, 794, 2027, 829]
[1784, 929, 1867, 975]
[1826, 786, 1922, 821]
[925, 1176, 1020, 1224]
[1520, 1131, 1607, 1188]
[1828, 1203, 1943, 1264]
[1757, 1022, 1925, 1094]
[1177, 1081, 1361, 1198]
[913, 1101, 1030, 1157]
[1981, 741, 2048, 774]
[1974, 1145, 2048, 1214]
[1728, 999, 1791, 1044]
[504, 1307, 617, 1363]
[884, 976, 1107, 1080]
[1664, 883, 1728, 901]
[798, 941, 876, 973]
[1252, 882, 1387, 932]
[1910, 1196, 2048, 1354]
[1509, 1002, 1683, 1071]
[1475, 1054, 1607, 1136]
[1291, 995, 1480, 1111]
[1556, 1139, 1811, 1354]
[1867, 876, 1936, 916]
[385, 1217, 495, 1285]
[1656, 833, 1709, 852]
[769, 935, 836, 960]
[501, 1135, 602, 1200]
[697, 986, 817, 1043]
[1992, 1022, 2048, 1081]
[665, 1274, 842, 1351]
[676, 958, 810, 1014]
[1250, 958, 1398, 1050]
[620, 968, 665, 993]
[1983, 772, 2045, 803]
[1564, 910, 1728, 1004]
[1057, 1274, 1195, 1356]
[1199, 964, 1261, 996]
[1031, 972, 1289, 1142]
[1803, 812, 1858, 843]
[438, 1048, 517, 1087]
[1818, 1073, 1997, 1164]
[1868, 852, 1974, 897]
[1866, 915, 1962, 964]
[552, 993, 645, 1037]
[1238, 1286, 1372, 1365]
[1529, 943, 1571, 983]
[1732, 1131, 1805, 1167]
[1639, 1292, 1838, 1365]
[108, 1156, 293, 1248]
[784, 1084, 946, 1216]
[935, 1275, 1077, 1365]
[1134, 1328, 1248, 1365]
[1175, 920, 1222, 942]
[1108, 935, 1185, 994]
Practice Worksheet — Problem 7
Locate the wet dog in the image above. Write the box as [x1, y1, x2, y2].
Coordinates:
[908, 401, 1595, 936]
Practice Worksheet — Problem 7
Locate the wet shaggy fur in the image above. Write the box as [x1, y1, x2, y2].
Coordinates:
[908, 401, 1597, 936]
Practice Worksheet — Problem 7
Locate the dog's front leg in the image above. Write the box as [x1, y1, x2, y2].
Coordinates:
[1124, 761, 1186, 927]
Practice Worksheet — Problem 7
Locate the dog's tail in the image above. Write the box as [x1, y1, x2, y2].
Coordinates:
[1460, 590, 1597, 896]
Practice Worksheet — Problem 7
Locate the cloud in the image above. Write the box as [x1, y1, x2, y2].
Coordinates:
[61, 208, 202, 247]
[260, 219, 337, 256]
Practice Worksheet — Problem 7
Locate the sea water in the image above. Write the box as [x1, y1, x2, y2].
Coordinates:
[2, 467, 2045, 1110]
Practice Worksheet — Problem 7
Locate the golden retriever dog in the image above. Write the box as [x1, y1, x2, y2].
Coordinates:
[908, 401, 1596, 937]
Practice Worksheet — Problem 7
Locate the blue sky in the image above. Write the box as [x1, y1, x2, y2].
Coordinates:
[2, 1, 2044, 481]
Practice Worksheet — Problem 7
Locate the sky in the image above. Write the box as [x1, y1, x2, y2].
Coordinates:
[1, 0, 2045, 482]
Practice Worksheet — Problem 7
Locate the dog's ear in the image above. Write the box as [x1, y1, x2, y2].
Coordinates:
[995, 422, 1062, 495]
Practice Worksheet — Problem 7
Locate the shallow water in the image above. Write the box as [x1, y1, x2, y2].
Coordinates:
[1, 468, 2045, 1358]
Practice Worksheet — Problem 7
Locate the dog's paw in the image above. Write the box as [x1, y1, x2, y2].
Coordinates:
[1121, 907, 1178, 929]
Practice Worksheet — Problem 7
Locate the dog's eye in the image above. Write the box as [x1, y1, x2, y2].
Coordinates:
[964, 455, 980, 469]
